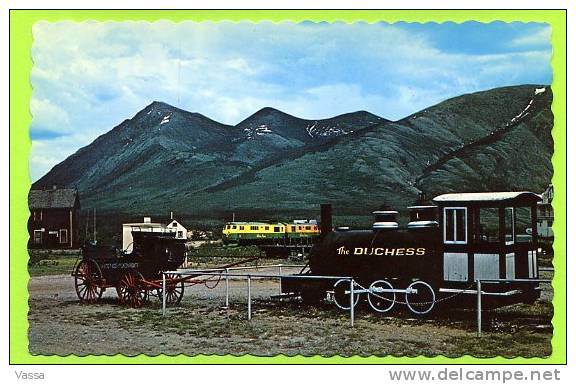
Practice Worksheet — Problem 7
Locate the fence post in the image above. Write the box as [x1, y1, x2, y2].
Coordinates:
[162, 272, 166, 316]
[278, 265, 283, 295]
[350, 278, 355, 327]
[476, 279, 482, 337]
[225, 268, 229, 308]
[247, 275, 252, 320]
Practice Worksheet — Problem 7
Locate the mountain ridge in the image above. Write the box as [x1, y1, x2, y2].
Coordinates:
[32, 85, 553, 221]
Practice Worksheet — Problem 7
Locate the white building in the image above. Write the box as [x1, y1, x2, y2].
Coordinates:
[537, 184, 554, 238]
[166, 219, 188, 240]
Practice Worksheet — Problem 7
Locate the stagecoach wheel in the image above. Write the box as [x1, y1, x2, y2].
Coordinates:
[332, 279, 360, 310]
[157, 274, 184, 306]
[117, 271, 148, 308]
[367, 280, 396, 313]
[405, 280, 436, 315]
[74, 258, 104, 304]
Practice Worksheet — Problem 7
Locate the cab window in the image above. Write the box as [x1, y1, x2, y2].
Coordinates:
[515, 207, 533, 243]
[444, 207, 467, 244]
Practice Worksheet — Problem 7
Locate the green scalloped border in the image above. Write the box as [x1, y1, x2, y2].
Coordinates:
[9, 9, 567, 364]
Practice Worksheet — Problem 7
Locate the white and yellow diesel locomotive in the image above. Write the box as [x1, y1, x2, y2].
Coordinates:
[222, 220, 320, 246]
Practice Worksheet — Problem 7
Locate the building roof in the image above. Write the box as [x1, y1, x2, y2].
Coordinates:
[433, 191, 541, 204]
[28, 188, 79, 209]
[123, 223, 165, 227]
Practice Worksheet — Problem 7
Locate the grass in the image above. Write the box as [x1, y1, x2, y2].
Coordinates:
[187, 244, 264, 258]
[60, 298, 552, 357]
[28, 254, 80, 277]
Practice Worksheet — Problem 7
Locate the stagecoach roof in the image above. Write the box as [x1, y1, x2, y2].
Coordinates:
[433, 191, 541, 204]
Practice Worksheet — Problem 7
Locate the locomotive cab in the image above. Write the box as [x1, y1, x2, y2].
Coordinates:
[433, 192, 542, 304]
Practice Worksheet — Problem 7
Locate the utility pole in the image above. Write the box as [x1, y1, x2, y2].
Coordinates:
[85, 210, 89, 241]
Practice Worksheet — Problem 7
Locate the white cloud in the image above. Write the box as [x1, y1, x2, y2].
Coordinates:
[30, 97, 71, 132]
[510, 25, 551, 48]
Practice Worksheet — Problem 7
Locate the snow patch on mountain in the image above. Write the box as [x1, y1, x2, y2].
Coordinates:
[160, 114, 171, 125]
[306, 122, 352, 138]
[243, 124, 273, 139]
[306, 123, 317, 137]
[509, 99, 533, 125]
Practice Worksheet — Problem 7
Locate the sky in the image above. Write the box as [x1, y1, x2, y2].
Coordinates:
[30, 21, 552, 181]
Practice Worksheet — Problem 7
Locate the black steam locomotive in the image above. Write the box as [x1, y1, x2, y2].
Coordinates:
[281, 192, 543, 314]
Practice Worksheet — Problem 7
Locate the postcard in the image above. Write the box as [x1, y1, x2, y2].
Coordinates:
[10, 10, 567, 364]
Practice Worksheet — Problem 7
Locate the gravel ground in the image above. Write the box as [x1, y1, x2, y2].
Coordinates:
[27, 268, 554, 357]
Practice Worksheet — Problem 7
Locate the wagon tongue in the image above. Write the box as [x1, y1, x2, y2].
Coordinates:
[219, 257, 259, 270]
[188, 257, 260, 278]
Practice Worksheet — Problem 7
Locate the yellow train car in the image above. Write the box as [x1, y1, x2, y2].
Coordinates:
[222, 222, 285, 245]
[222, 220, 320, 245]
[285, 223, 320, 238]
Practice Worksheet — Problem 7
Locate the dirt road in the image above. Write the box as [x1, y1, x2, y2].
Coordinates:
[28, 272, 553, 357]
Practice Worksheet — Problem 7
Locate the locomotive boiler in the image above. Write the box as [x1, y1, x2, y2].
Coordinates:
[281, 192, 543, 315]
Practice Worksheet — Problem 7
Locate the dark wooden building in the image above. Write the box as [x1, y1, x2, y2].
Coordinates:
[28, 187, 80, 249]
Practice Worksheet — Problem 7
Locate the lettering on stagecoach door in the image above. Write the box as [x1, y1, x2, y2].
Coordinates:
[335, 246, 426, 256]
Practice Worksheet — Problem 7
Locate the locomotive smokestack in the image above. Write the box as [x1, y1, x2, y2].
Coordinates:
[407, 206, 439, 229]
[320, 204, 333, 236]
[372, 211, 399, 231]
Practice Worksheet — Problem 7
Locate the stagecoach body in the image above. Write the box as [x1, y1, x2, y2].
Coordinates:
[73, 231, 188, 307]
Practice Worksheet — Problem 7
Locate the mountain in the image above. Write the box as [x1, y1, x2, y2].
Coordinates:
[33, 101, 247, 208]
[180, 85, 554, 218]
[33, 103, 384, 211]
[32, 85, 553, 225]
[416, 86, 553, 196]
[230, 107, 385, 163]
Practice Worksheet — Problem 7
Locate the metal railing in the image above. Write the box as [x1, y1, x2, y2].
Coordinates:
[161, 266, 552, 332]
[161, 265, 358, 325]
[475, 278, 552, 336]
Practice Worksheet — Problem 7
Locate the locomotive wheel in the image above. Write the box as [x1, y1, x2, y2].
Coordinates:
[405, 280, 436, 315]
[156, 274, 184, 306]
[74, 258, 104, 304]
[367, 280, 396, 313]
[117, 271, 149, 308]
[332, 279, 360, 310]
